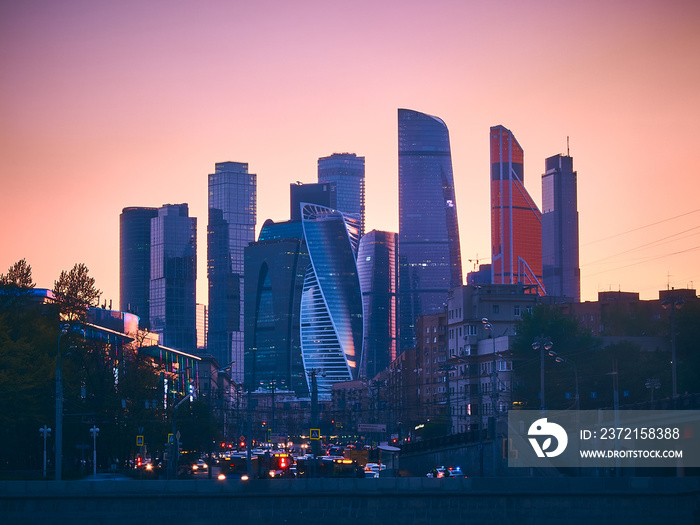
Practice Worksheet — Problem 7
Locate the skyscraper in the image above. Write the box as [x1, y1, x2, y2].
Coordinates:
[398, 108, 462, 351]
[244, 219, 309, 396]
[490, 125, 545, 295]
[542, 153, 580, 301]
[300, 203, 363, 399]
[208, 162, 256, 382]
[150, 203, 197, 351]
[120, 206, 158, 329]
[357, 230, 398, 379]
[289, 181, 336, 221]
[317, 153, 365, 236]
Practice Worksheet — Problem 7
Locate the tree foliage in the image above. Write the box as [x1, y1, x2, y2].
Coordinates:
[511, 305, 596, 410]
[52, 263, 101, 321]
[0, 258, 34, 288]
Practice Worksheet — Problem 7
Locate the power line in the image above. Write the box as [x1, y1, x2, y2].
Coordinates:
[583, 208, 700, 247]
[582, 226, 700, 267]
[586, 245, 700, 278]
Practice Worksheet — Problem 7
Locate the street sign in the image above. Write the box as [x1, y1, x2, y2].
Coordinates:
[168, 433, 174, 444]
[358, 423, 386, 432]
[136, 435, 144, 447]
[310, 429, 321, 440]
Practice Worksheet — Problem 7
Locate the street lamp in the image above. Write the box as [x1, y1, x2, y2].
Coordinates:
[55, 323, 69, 481]
[645, 378, 661, 404]
[89, 426, 100, 477]
[39, 425, 51, 478]
[482, 318, 499, 475]
[532, 337, 553, 412]
[548, 351, 579, 410]
[662, 296, 684, 398]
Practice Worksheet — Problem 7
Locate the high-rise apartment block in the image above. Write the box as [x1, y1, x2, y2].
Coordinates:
[317, 153, 365, 236]
[542, 154, 580, 301]
[207, 162, 256, 383]
[490, 125, 545, 295]
[119, 206, 158, 329]
[398, 108, 462, 350]
[357, 230, 398, 379]
[149, 203, 197, 351]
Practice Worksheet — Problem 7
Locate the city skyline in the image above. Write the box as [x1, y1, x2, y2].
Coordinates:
[2, 1, 699, 307]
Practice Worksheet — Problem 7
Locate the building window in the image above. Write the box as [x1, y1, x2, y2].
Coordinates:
[514, 305, 521, 317]
[468, 325, 477, 336]
[492, 304, 500, 314]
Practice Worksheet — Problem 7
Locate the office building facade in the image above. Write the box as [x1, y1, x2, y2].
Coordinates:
[149, 203, 197, 351]
[317, 153, 365, 236]
[357, 230, 398, 379]
[120, 206, 158, 329]
[490, 125, 545, 295]
[208, 162, 256, 382]
[542, 154, 580, 301]
[398, 108, 463, 350]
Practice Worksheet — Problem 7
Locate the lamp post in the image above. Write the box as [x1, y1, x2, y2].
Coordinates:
[645, 378, 661, 405]
[532, 337, 553, 412]
[39, 425, 51, 478]
[89, 426, 99, 477]
[662, 296, 684, 398]
[548, 351, 579, 410]
[55, 323, 69, 481]
[482, 318, 499, 475]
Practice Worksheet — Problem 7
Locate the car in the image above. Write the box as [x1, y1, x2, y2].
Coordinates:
[364, 463, 386, 473]
[192, 459, 208, 472]
[426, 466, 466, 478]
[364, 470, 379, 479]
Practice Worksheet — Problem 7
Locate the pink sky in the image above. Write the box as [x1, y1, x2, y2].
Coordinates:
[1, 0, 699, 307]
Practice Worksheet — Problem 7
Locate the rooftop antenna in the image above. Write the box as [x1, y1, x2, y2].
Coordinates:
[567, 136, 570, 157]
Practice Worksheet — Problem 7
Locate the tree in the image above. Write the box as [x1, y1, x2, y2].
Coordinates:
[0, 259, 35, 311]
[511, 305, 596, 410]
[0, 258, 34, 288]
[52, 263, 101, 321]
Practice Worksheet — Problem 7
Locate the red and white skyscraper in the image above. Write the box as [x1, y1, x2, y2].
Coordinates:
[490, 125, 545, 295]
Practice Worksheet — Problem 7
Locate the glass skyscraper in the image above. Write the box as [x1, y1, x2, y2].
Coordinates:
[398, 108, 462, 351]
[290, 181, 336, 221]
[490, 125, 545, 295]
[317, 153, 365, 236]
[357, 230, 398, 379]
[149, 203, 197, 351]
[120, 206, 158, 329]
[244, 220, 309, 396]
[208, 161, 256, 382]
[542, 153, 580, 301]
[300, 203, 363, 399]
